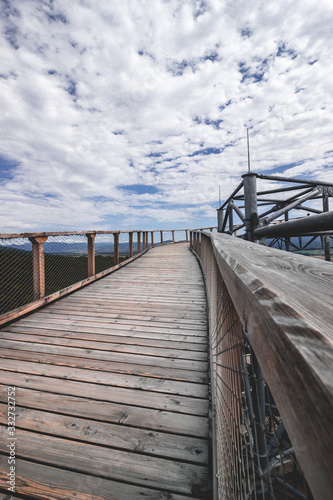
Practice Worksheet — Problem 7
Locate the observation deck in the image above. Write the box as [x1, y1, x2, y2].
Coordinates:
[0, 221, 332, 500]
[0, 242, 210, 499]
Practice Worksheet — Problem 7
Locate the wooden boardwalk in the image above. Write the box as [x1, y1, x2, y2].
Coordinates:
[0, 243, 210, 499]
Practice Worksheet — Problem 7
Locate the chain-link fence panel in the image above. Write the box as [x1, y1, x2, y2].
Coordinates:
[95, 233, 115, 274]
[44, 235, 88, 296]
[0, 238, 33, 314]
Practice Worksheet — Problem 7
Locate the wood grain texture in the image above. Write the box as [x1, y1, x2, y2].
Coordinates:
[0, 456, 195, 500]
[0, 242, 209, 499]
[207, 232, 333, 500]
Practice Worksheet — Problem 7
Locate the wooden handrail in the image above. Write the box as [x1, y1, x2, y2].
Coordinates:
[0, 227, 217, 240]
[191, 230, 333, 500]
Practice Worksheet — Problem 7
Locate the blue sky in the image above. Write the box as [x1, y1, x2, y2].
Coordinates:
[0, 0, 332, 232]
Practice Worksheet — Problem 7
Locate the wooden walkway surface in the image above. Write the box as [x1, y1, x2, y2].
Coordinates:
[0, 243, 210, 499]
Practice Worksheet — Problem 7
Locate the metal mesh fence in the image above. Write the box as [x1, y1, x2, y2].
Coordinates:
[44, 235, 88, 296]
[95, 233, 115, 274]
[0, 238, 33, 314]
[197, 233, 313, 500]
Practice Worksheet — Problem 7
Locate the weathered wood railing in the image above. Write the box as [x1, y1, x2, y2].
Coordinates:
[0, 227, 216, 325]
[191, 230, 333, 500]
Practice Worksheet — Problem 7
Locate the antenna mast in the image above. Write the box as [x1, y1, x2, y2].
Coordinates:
[247, 128, 251, 173]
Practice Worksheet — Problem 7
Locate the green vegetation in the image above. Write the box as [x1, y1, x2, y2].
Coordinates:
[0, 248, 34, 314]
[0, 248, 128, 315]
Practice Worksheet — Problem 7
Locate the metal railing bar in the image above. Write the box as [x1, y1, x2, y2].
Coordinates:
[219, 181, 244, 210]
[256, 173, 333, 188]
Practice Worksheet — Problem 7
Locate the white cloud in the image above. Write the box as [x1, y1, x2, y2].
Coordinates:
[0, 0, 332, 232]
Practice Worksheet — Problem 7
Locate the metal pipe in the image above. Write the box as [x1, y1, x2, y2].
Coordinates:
[221, 207, 229, 233]
[220, 180, 244, 209]
[217, 208, 224, 232]
[228, 204, 234, 234]
[298, 205, 323, 214]
[257, 173, 333, 188]
[274, 476, 308, 500]
[261, 187, 322, 226]
[285, 187, 316, 203]
[323, 192, 331, 262]
[229, 201, 245, 223]
[243, 173, 258, 241]
[254, 210, 333, 239]
[255, 185, 313, 196]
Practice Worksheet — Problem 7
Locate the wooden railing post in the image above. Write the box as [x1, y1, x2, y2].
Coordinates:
[186, 230, 188, 242]
[172, 230, 175, 243]
[137, 231, 141, 253]
[144, 231, 147, 250]
[129, 232, 133, 258]
[113, 232, 119, 265]
[151, 231, 154, 247]
[86, 233, 96, 277]
[29, 236, 48, 300]
[160, 231, 163, 245]
[190, 231, 193, 248]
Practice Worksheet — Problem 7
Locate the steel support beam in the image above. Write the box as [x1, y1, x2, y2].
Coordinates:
[243, 173, 258, 242]
[254, 210, 333, 239]
[261, 187, 322, 226]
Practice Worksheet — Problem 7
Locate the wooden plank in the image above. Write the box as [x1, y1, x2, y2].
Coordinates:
[0, 346, 208, 383]
[41, 309, 207, 331]
[19, 317, 208, 336]
[3, 323, 208, 344]
[0, 456, 197, 500]
[44, 304, 208, 326]
[0, 358, 208, 398]
[0, 331, 207, 360]
[0, 385, 209, 437]
[0, 427, 208, 496]
[51, 300, 207, 319]
[0, 335, 208, 372]
[24, 312, 207, 332]
[0, 404, 208, 464]
[0, 371, 209, 415]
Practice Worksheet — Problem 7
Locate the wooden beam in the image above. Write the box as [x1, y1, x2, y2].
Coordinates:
[113, 233, 119, 265]
[86, 233, 96, 277]
[129, 232, 133, 258]
[137, 231, 141, 253]
[28, 236, 48, 300]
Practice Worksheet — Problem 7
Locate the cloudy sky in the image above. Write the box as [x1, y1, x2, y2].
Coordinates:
[0, 0, 332, 233]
